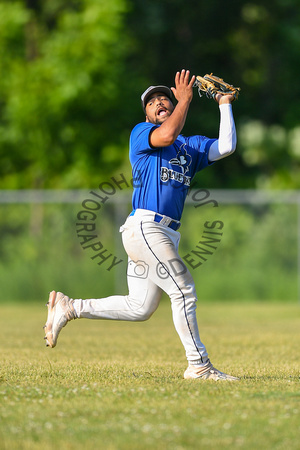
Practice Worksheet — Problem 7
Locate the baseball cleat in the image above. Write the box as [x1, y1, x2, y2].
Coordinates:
[43, 290, 77, 348]
[184, 359, 239, 381]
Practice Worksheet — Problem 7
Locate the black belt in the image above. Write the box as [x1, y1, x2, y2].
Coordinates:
[129, 210, 180, 231]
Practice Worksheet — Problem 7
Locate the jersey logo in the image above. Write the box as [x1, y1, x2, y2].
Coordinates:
[169, 144, 192, 175]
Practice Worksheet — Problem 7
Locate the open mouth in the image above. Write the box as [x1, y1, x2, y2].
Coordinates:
[157, 107, 168, 117]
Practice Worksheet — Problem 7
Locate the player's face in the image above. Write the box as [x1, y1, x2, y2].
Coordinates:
[145, 93, 174, 125]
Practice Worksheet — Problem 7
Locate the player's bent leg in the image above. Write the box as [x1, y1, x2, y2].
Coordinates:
[43, 262, 162, 348]
[72, 280, 162, 322]
[43, 291, 77, 348]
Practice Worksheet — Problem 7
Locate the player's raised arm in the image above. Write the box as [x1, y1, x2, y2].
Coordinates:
[144, 70, 195, 148]
[208, 93, 237, 162]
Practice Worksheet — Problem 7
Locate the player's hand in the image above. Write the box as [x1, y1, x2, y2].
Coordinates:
[171, 69, 195, 104]
[215, 93, 235, 105]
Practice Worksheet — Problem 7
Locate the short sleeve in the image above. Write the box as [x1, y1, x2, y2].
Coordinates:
[130, 122, 159, 161]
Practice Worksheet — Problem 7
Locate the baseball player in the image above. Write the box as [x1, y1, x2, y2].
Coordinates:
[44, 69, 239, 381]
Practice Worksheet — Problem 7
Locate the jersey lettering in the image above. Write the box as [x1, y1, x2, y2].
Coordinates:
[160, 167, 191, 186]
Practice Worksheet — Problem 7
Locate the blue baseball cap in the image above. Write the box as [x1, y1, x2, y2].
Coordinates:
[141, 85, 173, 111]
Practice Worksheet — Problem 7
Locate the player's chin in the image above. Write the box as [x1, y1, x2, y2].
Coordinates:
[155, 114, 170, 124]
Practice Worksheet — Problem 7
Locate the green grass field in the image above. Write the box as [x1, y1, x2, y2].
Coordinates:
[0, 300, 299, 449]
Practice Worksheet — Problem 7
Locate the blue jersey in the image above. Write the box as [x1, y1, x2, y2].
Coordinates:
[129, 122, 216, 221]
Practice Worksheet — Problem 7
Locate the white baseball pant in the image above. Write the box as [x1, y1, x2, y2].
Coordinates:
[72, 209, 209, 365]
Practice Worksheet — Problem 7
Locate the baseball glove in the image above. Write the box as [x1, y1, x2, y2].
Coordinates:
[193, 73, 241, 101]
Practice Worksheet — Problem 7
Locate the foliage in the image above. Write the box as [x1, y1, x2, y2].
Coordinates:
[0, 200, 297, 302]
[126, 0, 300, 189]
[0, 0, 300, 189]
[0, 0, 131, 188]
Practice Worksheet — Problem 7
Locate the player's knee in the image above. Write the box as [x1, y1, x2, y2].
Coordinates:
[131, 305, 156, 321]
[127, 290, 161, 321]
[128, 298, 159, 321]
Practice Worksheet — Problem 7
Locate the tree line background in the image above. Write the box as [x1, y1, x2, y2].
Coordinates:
[0, 0, 299, 302]
[1, 0, 300, 191]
